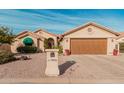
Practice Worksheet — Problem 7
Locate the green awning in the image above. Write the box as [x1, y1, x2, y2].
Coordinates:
[23, 37, 33, 46]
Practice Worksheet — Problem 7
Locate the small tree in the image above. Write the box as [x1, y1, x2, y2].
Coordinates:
[44, 38, 50, 49]
[0, 26, 15, 44]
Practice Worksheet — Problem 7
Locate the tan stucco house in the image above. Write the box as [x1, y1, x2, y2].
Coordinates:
[61, 22, 120, 55]
[11, 22, 124, 55]
[11, 29, 58, 53]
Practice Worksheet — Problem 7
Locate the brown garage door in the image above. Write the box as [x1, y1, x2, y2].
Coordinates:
[70, 38, 107, 54]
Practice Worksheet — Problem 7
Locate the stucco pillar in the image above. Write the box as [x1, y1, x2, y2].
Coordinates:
[107, 38, 119, 55]
[62, 38, 70, 54]
[11, 40, 19, 53]
[54, 37, 58, 47]
[45, 49, 59, 76]
[42, 38, 45, 52]
[118, 43, 120, 55]
[107, 38, 114, 55]
[68, 38, 70, 50]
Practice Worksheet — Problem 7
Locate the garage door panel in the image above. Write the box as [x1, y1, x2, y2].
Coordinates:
[70, 38, 107, 54]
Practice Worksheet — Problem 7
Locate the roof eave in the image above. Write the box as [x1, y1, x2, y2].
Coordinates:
[34, 29, 58, 37]
[63, 22, 120, 36]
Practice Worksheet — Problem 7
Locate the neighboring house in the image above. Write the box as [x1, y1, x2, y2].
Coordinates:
[61, 22, 120, 55]
[11, 29, 58, 53]
[116, 32, 124, 43]
[116, 32, 124, 53]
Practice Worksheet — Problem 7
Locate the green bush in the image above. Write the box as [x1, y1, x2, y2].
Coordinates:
[17, 46, 39, 53]
[44, 38, 51, 49]
[120, 43, 124, 53]
[53, 46, 63, 54]
[0, 51, 16, 64]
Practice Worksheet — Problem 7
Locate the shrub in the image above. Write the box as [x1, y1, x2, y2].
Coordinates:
[44, 38, 50, 49]
[120, 43, 124, 53]
[17, 46, 39, 53]
[0, 50, 16, 64]
[53, 46, 63, 54]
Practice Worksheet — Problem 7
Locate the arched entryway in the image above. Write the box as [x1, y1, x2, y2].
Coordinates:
[44, 38, 55, 49]
[48, 38, 54, 48]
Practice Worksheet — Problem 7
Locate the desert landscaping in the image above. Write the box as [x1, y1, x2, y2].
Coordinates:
[0, 53, 124, 83]
[0, 14, 124, 83]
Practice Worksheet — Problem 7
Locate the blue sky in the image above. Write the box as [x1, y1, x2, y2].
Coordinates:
[0, 9, 124, 35]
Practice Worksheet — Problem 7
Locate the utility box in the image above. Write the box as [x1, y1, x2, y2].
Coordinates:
[45, 49, 59, 76]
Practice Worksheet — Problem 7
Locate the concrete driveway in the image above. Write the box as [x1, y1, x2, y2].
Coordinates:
[59, 54, 124, 81]
[0, 53, 124, 83]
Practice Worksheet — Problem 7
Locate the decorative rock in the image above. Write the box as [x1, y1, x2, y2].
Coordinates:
[21, 56, 29, 60]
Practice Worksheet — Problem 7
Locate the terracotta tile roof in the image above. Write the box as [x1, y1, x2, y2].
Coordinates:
[16, 31, 45, 40]
[116, 32, 124, 39]
[16, 31, 29, 37]
[63, 22, 120, 36]
[119, 32, 124, 35]
[34, 29, 58, 37]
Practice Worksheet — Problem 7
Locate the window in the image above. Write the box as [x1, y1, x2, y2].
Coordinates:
[88, 28, 92, 32]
